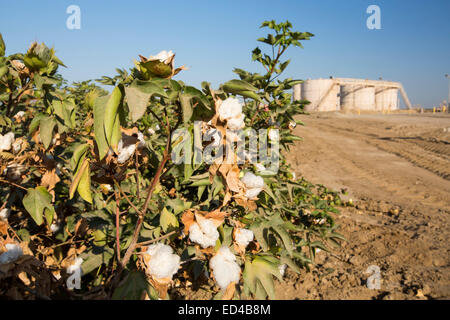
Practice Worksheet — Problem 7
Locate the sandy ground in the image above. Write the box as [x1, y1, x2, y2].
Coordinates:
[278, 112, 450, 300]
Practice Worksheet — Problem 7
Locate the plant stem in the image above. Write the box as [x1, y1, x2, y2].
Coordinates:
[115, 190, 121, 261]
[119, 114, 171, 268]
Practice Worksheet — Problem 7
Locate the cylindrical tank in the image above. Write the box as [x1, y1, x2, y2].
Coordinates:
[293, 83, 302, 101]
[375, 87, 399, 110]
[340, 85, 375, 110]
[301, 79, 339, 112]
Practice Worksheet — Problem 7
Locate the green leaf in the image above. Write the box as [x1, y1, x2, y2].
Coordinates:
[80, 246, 114, 275]
[243, 255, 282, 300]
[70, 144, 90, 172]
[160, 207, 179, 232]
[0, 65, 7, 79]
[0, 33, 5, 57]
[132, 79, 168, 97]
[179, 93, 193, 124]
[77, 161, 92, 204]
[39, 116, 56, 149]
[222, 79, 258, 93]
[93, 95, 110, 160]
[112, 271, 157, 300]
[104, 86, 123, 147]
[22, 186, 54, 226]
[125, 86, 150, 122]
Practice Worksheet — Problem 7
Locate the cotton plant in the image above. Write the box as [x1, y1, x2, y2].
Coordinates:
[0, 21, 343, 300]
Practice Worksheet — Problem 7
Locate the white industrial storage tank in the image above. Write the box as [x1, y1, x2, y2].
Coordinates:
[293, 83, 302, 101]
[293, 78, 410, 112]
[340, 85, 375, 111]
[375, 88, 399, 110]
[300, 79, 339, 112]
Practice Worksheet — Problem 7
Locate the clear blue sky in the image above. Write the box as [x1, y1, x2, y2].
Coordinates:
[1, 0, 449, 108]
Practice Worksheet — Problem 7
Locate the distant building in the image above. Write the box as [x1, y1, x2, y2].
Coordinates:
[293, 78, 412, 112]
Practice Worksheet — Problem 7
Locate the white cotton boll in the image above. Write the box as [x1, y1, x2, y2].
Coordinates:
[279, 264, 287, 277]
[289, 121, 297, 129]
[0, 243, 23, 265]
[0, 208, 10, 221]
[117, 139, 136, 164]
[50, 223, 60, 233]
[218, 98, 243, 121]
[188, 219, 219, 248]
[146, 243, 181, 279]
[245, 187, 262, 199]
[14, 111, 25, 118]
[210, 246, 241, 291]
[235, 228, 254, 248]
[150, 50, 174, 63]
[227, 113, 245, 131]
[137, 131, 145, 148]
[148, 128, 156, 135]
[12, 140, 22, 154]
[155, 124, 160, 131]
[0, 132, 15, 152]
[241, 172, 264, 189]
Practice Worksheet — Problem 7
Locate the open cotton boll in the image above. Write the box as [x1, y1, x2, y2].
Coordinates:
[137, 131, 146, 148]
[227, 113, 245, 131]
[50, 223, 60, 233]
[14, 111, 25, 118]
[188, 219, 219, 248]
[241, 172, 264, 189]
[279, 264, 287, 277]
[0, 243, 23, 265]
[235, 228, 254, 248]
[145, 243, 181, 279]
[210, 246, 241, 291]
[245, 187, 262, 199]
[117, 139, 136, 164]
[0, 132, 15, 152]
[0, 208, 10, 221]
[150, 50, 174, 64]
[12, 139, 22, 154]
[218, 98, 242, 121]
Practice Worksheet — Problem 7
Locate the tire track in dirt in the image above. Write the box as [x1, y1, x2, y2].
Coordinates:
[280, 113, 450, 300]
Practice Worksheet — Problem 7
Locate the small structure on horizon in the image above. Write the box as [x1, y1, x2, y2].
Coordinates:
[293, 78, 412, 112]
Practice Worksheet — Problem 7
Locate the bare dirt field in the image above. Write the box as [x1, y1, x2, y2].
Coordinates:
[278, 112, 450, 300]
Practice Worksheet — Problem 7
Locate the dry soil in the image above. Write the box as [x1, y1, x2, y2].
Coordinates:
[279, 112, 450, 300]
